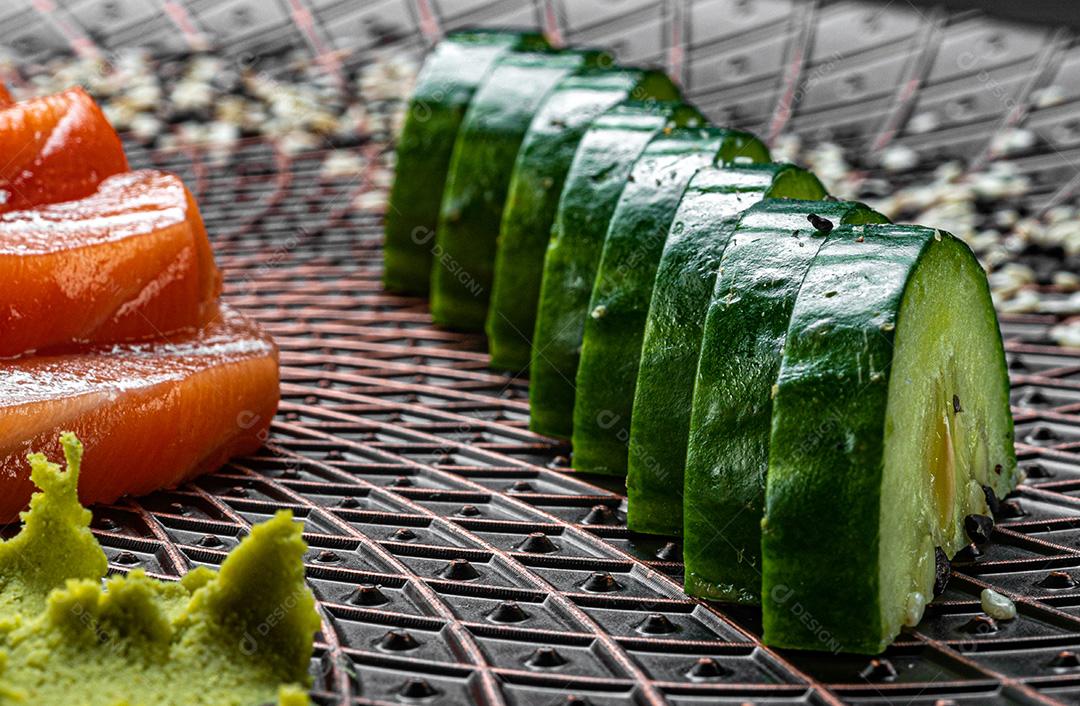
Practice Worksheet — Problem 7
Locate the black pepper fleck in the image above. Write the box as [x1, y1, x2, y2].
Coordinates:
[964, 514, 994, 545]
[807, 213, 834, 234]
[933, 547, 951, 596]
[982, 485, 1000, 516]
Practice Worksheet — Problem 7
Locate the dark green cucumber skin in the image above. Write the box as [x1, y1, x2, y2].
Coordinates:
[626, 166, 828, 537]
[384, 31, 548, 295]
[682, 202, 889, 604]
[430, 50, 606, 330]
[760, 225, 933, 653]
[528, 102, 704, 440]
[572, 127, 770, 475]
[760, 225, 1014, 654]
[485, 70, 680, 372]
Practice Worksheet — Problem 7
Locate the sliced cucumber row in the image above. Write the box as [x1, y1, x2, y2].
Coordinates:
[385, 36, 1018, 655]
[762, 224, 1016, 653]
[529, 101, 705, 439]
[572, 127, 769, 475]
[485, 69, 680, 371]
[682, 200, 888, 602]
[384, 30, 548, 295]
[431, 48, 608, 330]
[627, 165, 828, 536]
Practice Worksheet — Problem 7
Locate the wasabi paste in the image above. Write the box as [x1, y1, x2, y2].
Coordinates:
[0, 434, 319, 706]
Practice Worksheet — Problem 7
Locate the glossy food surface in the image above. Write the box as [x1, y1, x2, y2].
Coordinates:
[384, 30, 548, 295]
[0, 306, 280, 523]
[0, 87, 128, 214]
[682, 200, 886, 603]
[626, 165, 827, 537]
[572, 127, 769, 474]
[485, 69, 679, 371]
[430, 50, 604, 330]
[0, 169, 222, 357]
[762, 225, 1016, 653]
[529, 101, 702, 439]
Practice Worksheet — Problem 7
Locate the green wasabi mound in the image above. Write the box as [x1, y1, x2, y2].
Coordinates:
[0, 433, 319, 706]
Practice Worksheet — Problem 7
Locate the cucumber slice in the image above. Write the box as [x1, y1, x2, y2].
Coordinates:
[485, 69, 680, 371]
[626, 165, 827, 537]
[572, 127, 769, 474]
[384, 31, 548, 295]
[431, 49, 607, 331]
[762, 224, 1017, 654]
[529, 102, 705, 439]
[682, 200, 888, 603]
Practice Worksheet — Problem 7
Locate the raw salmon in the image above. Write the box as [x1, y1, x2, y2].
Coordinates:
[0, 83, 11, 105]
[0, 305, 279, 523]
[0, 169, 222, 357]
[0, 87, 128, 213]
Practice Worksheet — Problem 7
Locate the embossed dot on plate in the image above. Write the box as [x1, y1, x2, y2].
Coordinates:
[438, 559, 480, 581]
[346, 584, 389, 607]
[580, 572, 622, 593]
[656, 542, 681, 561]
[858, 658, 897, 682]
[581, 505, 614, 525]
[377, 629, 420, 652]
[388, 527, 418, 542]
[1025, 425, 1061, 445]
[1024, 462, 1053, 479]
[1038, 571, 1077, 590]
[958, 615, 999, 635]
[1049, 650, 1080, 669]
[686, 657, 730, 681]
[507, 480, 534, 493]
[487, 601, 529, 623]
[168, 502, 191, 516]
[397, 678, 438, 700]
[514, 532, 558, 553]
[525, 646, 567, 669]
[113, 551, 141, 566]
[635, 613, 677, 634]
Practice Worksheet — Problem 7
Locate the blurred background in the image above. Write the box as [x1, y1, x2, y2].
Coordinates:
[3, 3, 1080, 703]
[1, 0, 1078, 339]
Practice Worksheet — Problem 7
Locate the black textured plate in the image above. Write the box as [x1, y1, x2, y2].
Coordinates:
[4, 1, 1080, 703]
[83, 135, 1077, 706]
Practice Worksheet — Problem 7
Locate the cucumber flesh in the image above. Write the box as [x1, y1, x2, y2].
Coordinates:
[572, 127, 770, 475]
[627, 165, 827, 536]
[486, 69, 680, 371]
[682, 200, 888, 602]
[762, 224, 1016, 654]
[529, 102, 704, 439]
[430, 49, 606, 330]
[384, 31, 548, 295]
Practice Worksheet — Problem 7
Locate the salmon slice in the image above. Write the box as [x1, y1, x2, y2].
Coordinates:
[0, 87, 128, 213]
[0, 306, 279, 523]
[0, 83, 11, 105]
[0, 169, 222, 357]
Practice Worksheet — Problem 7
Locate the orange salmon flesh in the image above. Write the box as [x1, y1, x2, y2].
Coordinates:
[0, 86, 128, 214]
[0, 306, 280, 523]
[0, 169, 222, 357]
